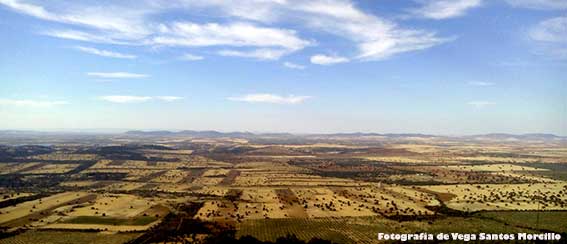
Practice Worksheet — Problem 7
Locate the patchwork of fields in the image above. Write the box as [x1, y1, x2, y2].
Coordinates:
[0, 134, 566, 243]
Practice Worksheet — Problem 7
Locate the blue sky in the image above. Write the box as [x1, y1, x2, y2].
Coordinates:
[0, 0, 566, 135]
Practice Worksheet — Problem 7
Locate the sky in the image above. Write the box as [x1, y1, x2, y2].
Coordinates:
[0, 0, 566, 135]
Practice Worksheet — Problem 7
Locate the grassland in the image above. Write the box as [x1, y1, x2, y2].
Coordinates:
[476, 211, 567, 233]
[62, 215, 157, 226]
[0, 192, 94, 227]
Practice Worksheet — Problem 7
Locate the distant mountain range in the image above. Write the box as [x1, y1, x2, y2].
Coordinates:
[123, 130, 441, 138]
[122, 130, 566, 140]
[467, 133, 564, 140]
[0, 129, 564, 141]
[124, 130, 256, 138]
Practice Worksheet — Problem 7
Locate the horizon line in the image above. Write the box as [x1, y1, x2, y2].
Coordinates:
[1, 128, 565, 138]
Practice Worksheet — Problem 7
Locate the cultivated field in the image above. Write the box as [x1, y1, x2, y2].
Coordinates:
[0, 133, 566, 243]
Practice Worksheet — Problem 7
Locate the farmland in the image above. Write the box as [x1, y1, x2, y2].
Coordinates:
[0, 131, 566, 243]
[237, 215, 537, 243]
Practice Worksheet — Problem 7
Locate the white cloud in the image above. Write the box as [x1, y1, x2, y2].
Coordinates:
[218, 48, 289, 60]
[99, 96, 183, 103]
[468, 81, 494, 86]
[310, 54, 349, 65]
[529, 16, 567, 43]
[290, 1, 451, 60]
[356, 31, 452, 60]
[468, 101, 496, 108]
[74, 46, 136, 59]
[87, 72, 148, 79]
[528, 16, 567, 59]
[99, 96, 152, 103]
[0, 0, 59, 21]
[156, 96, 184, 102]
[0, 99, 68, 107]
[410, 0, 483, 20]
[180, 53, 204, 61]
[0, 0, 152, 40]
[228, 94, 311, 104]
[0, 0, 450, 61]
[43, 30, 130, 45]
[505, 0, 567, 10]
[153, 22, 311, 54]
[283, 62, 305, 69]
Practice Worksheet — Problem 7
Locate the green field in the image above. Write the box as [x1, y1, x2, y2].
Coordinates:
[0, 231, 140, 244]
[63, 216, 157, 226]
[477, 211, 567, 233]
[237, 216, 534, 244]
[529, 171, 567, 181]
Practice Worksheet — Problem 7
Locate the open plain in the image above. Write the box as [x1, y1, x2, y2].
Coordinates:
[0, 131, 566, 243]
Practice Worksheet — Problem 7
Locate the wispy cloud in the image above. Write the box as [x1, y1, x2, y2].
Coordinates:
[87, 72, 148, 79]
[43, 30, 130, 45]
[293, 1, 451, 60]
[0, 99, 68, 107]
[228, 94, 311, 104]
[468, 101, 496, 108]
[153, 22, 311, 60]
[0, 0, 151, 41]
[529, 16, 567, 43]
[529, 16, 567, 59]
[192, 0, 452, 60]
[467, 81, 494, 86]
[218, 48, 289, 60]
[283, 62, 305, 69]
[74, 46, 136, 59]
[505, 0, 567, 10]
[410, 0, 483, 19]
[155, 96, 184, 102]
[99, 96, 152, 103]
[180, 53, 204, 61]
[310, 54, 349, 65]
[0, 0, 450, 61]
[99, 96, 183, 103]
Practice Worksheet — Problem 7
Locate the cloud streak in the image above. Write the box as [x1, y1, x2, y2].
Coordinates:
[218, 48, 289, 60]
[87, 72, 148, 79]
[410, 0, 483, 20]
[529, 16, 567, 59]
[228, 94, 311, 104]
[180, 53, 204, 61]
[98, 96, 183, 103]
[155, 96, 184, 102]
[468, 81, 494, 86]
[283, 62, 305, 69]
[529, 16, 567, 43]
[0, 0, 151, 40]
[468, 101, 495, 108]
[99, 96, 152, 103]
[153, 22, 311, 52]
[310, 54, 349, 65]
[74, 46, 136, 59]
